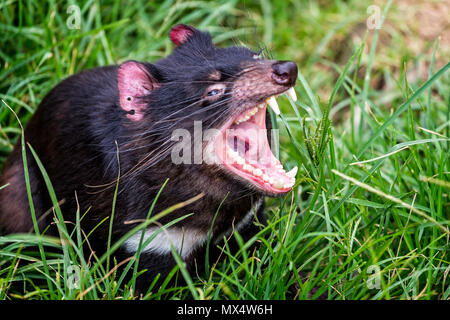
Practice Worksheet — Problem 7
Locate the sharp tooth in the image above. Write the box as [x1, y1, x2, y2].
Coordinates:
[284, 182, 294, 189]
[273, 180, 284, 189]
[285, 179, 295, 187]
[262, 174, 269, 182]
[286, 87, 297, 102]
[286, 166, 298, 178]
[266, 96, 280, 115]
[258, 103, 265, 109]
[236, 157, 244, 165]
[253, 168, 262, 176]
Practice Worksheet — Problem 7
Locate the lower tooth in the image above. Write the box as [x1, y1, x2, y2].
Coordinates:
[286, 166, 298, 178]
[253, 168, 262, 176]
[273, 180, 284, 189]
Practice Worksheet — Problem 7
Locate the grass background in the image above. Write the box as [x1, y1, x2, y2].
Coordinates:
[0, 0, 449, 300]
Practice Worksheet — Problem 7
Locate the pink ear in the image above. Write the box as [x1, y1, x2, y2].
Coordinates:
[117, 61, 157, 121]
[169, 24, 195, 46]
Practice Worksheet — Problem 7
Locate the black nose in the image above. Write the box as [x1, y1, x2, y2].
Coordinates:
[271, 61, 298, 86]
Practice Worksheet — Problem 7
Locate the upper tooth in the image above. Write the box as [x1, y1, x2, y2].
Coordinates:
[286, 87, 297, 101]
[258, 103, 265, 109]
[286, 166, 298, 178]
[266, 96, 280, 115]
[234, 107, 259, 125]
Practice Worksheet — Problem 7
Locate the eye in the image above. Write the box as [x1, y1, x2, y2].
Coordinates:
[207, 89, 221, 96]
[205, 83, 226, 99]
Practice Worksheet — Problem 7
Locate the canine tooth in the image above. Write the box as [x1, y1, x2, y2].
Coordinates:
[236, 157, 245, 165]
[262, 174, 269, 181]
[258, 103, 265, 109]
[253, 168, 263, 176]
[286, 166, 298, 178]
[286, 87, 297, 102]
[285, 181, 295, 188]
[273, 180, 284, 189]
[266, 96, 280, 115]
[243, 164, 252, 171]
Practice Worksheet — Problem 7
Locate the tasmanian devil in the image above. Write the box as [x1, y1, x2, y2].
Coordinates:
[0, 25, 298, 289]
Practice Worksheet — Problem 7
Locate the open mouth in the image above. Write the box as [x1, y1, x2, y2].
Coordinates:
[214, 87, 298, 194]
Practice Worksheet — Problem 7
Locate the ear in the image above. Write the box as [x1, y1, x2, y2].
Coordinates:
[169, 24, 196, 46]
[117, 61, 158, 121]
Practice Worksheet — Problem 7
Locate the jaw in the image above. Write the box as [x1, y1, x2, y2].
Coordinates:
[213, 91, 297, 195]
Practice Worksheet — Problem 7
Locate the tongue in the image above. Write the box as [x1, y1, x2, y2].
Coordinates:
[228, 121, 276, 167]
[213, 106, 295, 192]
[226, 121, 293, 189]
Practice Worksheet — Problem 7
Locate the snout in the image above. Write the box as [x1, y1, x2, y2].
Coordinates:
[271, 61, 298, 86]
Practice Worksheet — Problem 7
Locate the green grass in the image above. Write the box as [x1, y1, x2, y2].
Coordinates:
[1, 0, 449, 300]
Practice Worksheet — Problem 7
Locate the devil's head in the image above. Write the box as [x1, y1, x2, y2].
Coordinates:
[117, 25, 298, 197]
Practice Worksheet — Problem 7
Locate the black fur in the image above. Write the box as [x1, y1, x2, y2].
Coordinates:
[0, 25, 296, 290]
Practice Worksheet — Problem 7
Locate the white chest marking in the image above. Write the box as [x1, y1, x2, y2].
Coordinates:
[123, 199, 263, 258]
[123, 226, 208, 259]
